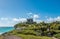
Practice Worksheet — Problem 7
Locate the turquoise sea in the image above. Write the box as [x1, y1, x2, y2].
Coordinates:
[0, 27, 14, 34]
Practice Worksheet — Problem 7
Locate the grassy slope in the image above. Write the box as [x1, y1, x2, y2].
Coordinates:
[7, 30, 53, 39]
[15, 34, 53, 39]
[0, 30, 53, 39]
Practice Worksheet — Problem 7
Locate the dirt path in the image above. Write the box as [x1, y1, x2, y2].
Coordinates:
[52, 37, 58, 39]
[4, 35, 22, 39]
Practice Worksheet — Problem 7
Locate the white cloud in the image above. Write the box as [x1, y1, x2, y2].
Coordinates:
[47, 17, 54, 22]
[0, 17, 27, 27]
[46, 16, 60, 23]
[35, 20, 43, 23]
[33, 14, 39, 22]
[13, 18, 27, 22]
[33, 14, 39, 18]
[27, 12, 40, 19]
[12, 18, 20, 21]
[1, 13, 60, 27]
[55, 16, 60, 21]
[0, 13, 40, 27]
[19, 18, 27, 22]
[0, 17, 9, 20]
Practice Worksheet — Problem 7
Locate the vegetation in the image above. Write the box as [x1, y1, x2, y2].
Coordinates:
[0, 21, 60, 39]
[14, 21, 60, 39]
[16, 34, 52, 39]
[5, 30, 52, 39]
[54, 33, 60, 39]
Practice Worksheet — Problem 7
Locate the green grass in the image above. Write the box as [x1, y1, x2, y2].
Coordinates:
[14, 34, 52, 39]
[9, 30, 52, 39]
[8, 30, 53, 39]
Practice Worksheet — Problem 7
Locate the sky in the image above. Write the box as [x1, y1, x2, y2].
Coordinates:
[0, 0, 60, 27]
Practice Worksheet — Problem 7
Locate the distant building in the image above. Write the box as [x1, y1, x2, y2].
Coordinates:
[26, 18, 36, 24]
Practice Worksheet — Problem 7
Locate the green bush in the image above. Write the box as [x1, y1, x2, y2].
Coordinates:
[17, 30, 39, 35]
[54, 33, 60, 39]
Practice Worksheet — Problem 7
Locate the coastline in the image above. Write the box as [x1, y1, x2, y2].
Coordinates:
[0, 27, 14, 35]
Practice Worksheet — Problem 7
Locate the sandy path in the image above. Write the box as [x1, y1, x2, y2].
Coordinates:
[52, 37, 58, 39]
[4, 35, 22, 39]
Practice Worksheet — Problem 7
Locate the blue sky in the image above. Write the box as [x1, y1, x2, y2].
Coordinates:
[0, 0, 60, 27]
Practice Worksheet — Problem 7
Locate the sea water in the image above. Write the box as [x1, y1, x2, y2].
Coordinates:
[0, 27, 14, 35]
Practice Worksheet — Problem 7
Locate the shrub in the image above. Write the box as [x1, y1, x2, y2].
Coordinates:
[54, 33, 60, 39]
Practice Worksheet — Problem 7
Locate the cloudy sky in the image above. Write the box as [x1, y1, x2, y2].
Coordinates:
[0, 0, 60, 27]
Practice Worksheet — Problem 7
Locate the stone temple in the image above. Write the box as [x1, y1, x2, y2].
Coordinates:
[26, 18, 36, 24]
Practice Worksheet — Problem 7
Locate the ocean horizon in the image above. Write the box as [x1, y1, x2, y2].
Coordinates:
[0, 26, 14, 35]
